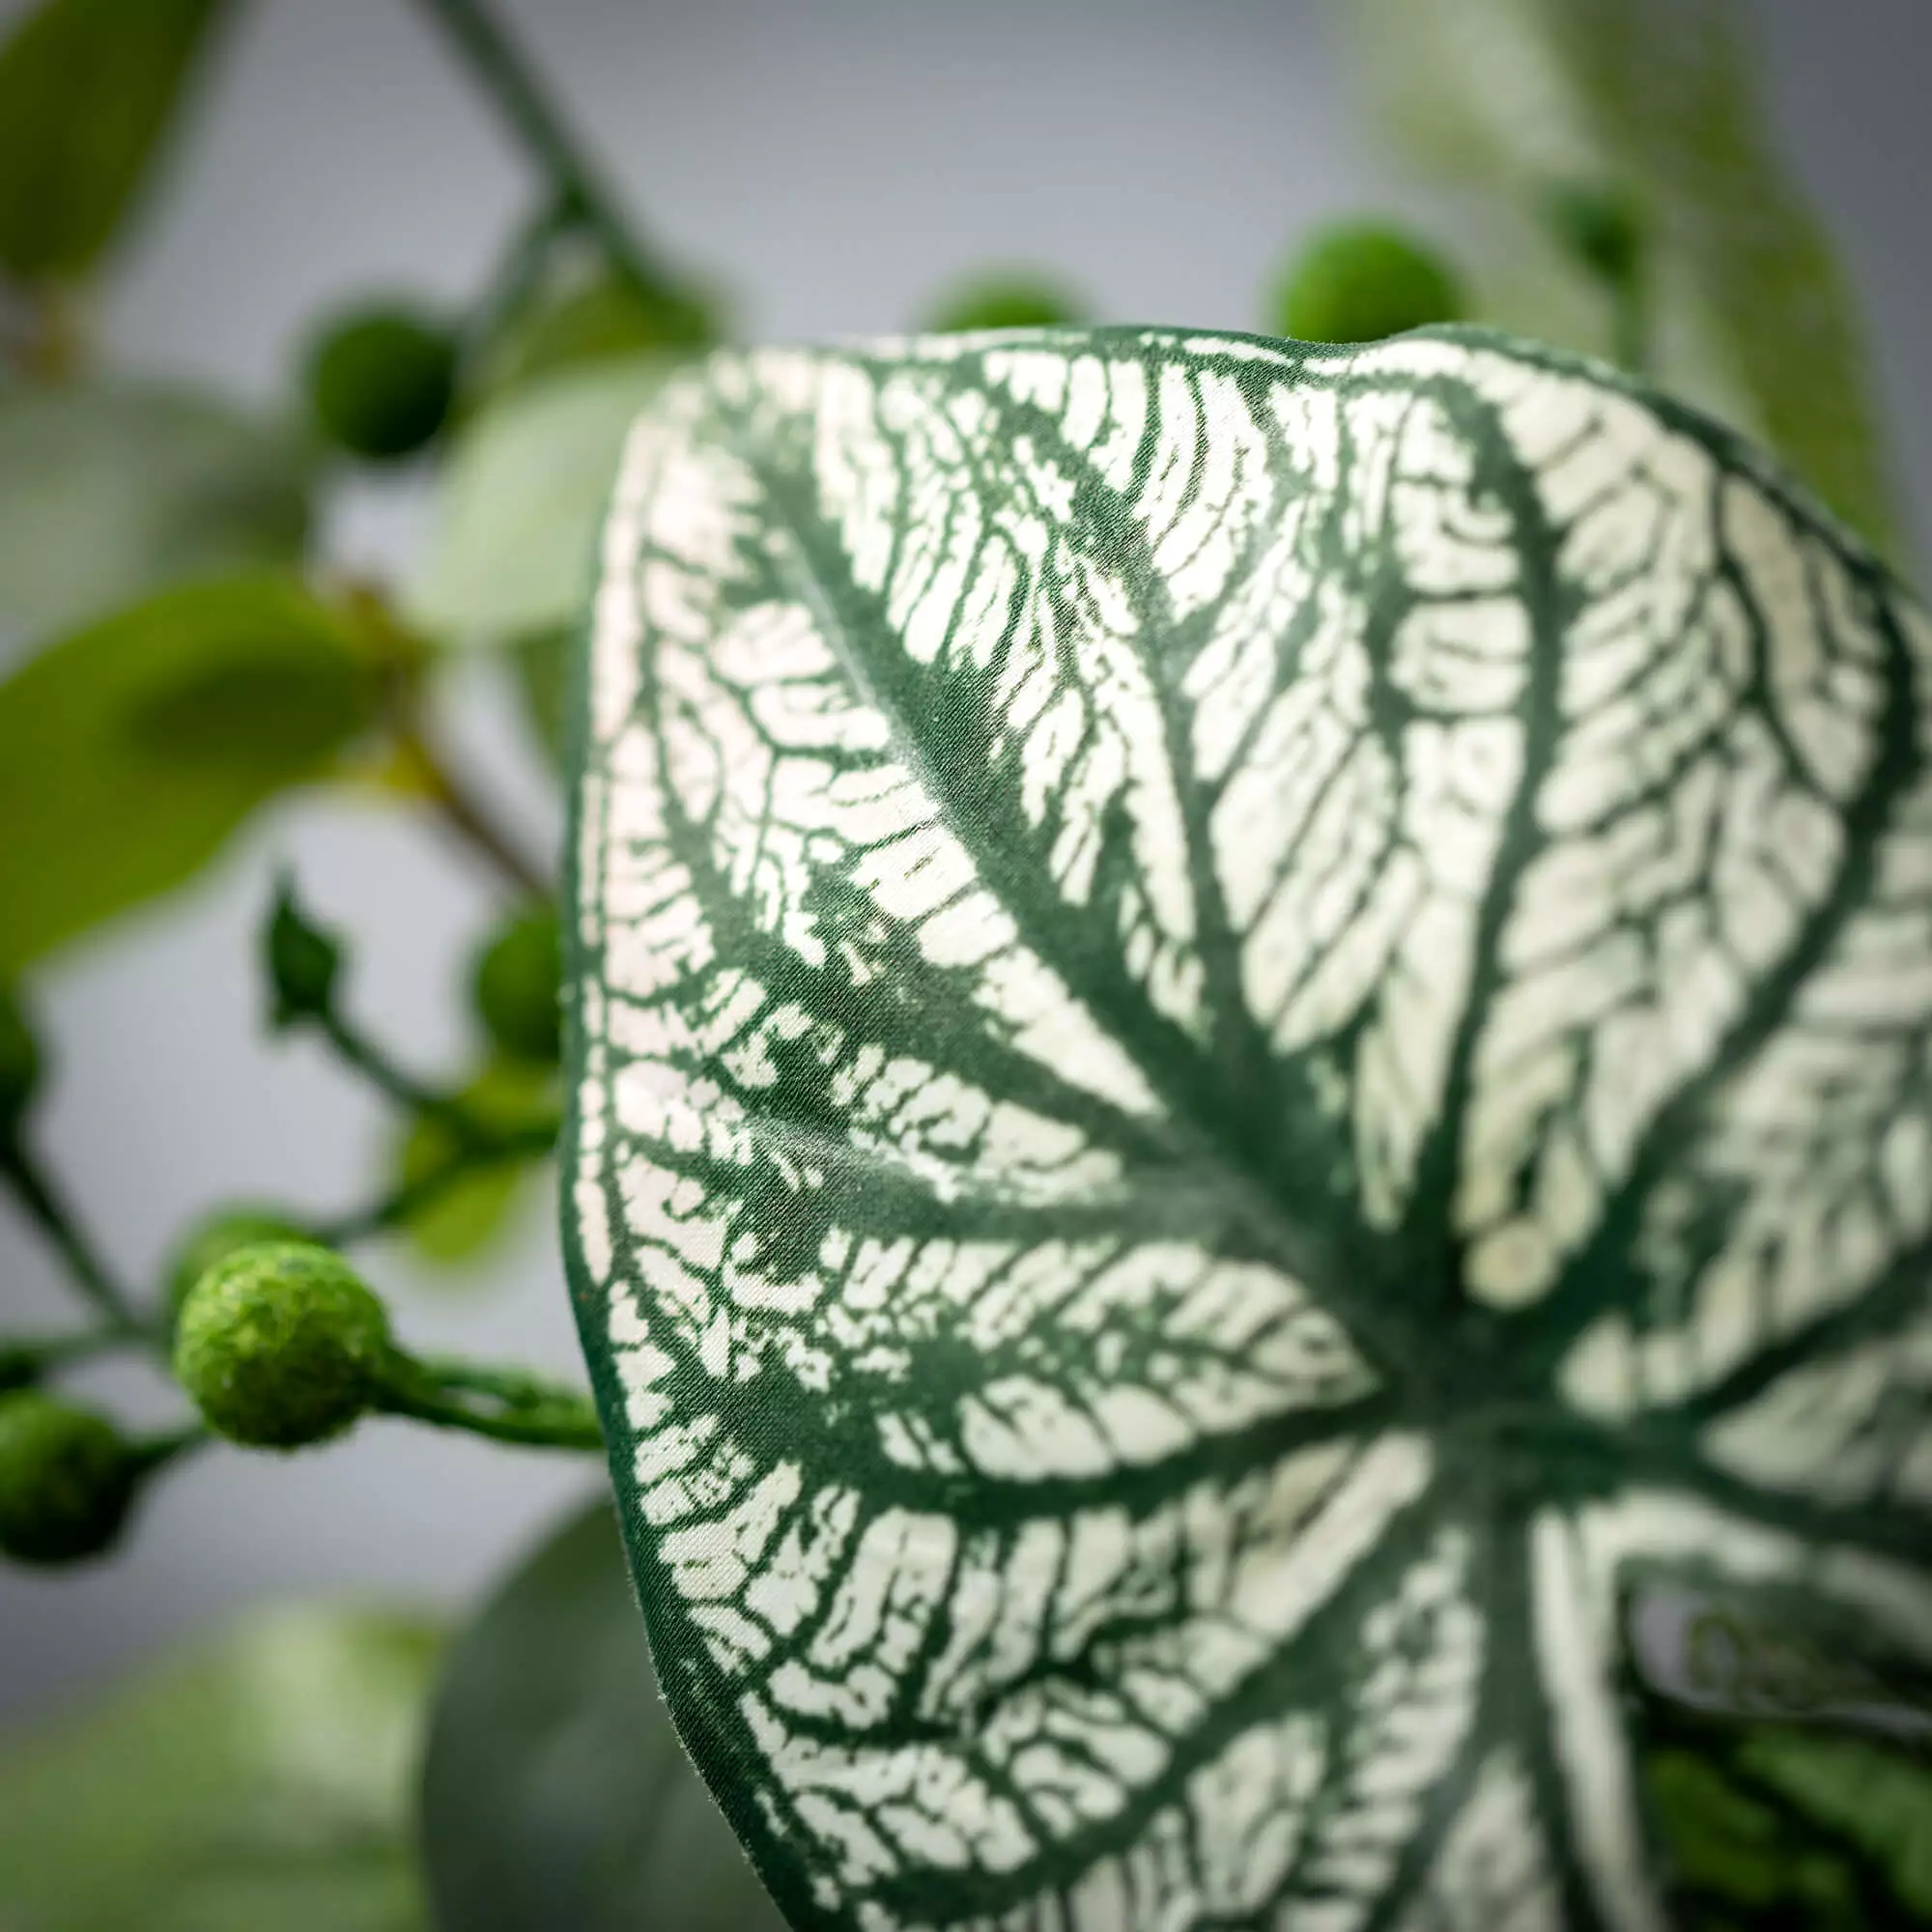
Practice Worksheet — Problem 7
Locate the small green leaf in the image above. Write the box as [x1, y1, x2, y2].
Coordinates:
[262, 873, 346, 1031]
[0, 382, 313, 645]
[0, 0, 233, 282]
[922, 271, 1088, 334]
[1341, 0, 1905, 555]
[420, 1499, 787, 1932]
[0, 577, 376, 975]
[469, 260, 723, 405]
[409, 356, 683, 643]
[394, 1058, 557, 1265]
[566, 327, 1932, 1927]
[0, 1603, 440, 1931]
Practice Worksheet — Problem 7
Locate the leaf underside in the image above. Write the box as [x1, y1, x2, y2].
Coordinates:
[565, 324, 1932, 1931]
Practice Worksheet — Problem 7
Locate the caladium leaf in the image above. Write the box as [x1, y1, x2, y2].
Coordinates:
[563, 325, 1932, 1931]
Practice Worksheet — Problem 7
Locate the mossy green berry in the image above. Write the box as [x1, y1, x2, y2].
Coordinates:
[472, 907, 562, 1065]
[164, 1206, 312, 1321]
[1273, 222, 1465, 345]
[305, 303, 458, 462]
[173, 1241, 391, 1450]
[0, 1392, 138, 1565]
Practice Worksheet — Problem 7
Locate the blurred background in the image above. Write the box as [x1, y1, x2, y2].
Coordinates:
[2, 0, 1930, 1737]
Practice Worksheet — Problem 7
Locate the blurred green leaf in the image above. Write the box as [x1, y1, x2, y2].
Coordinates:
[0, 1603, 441, 1932]
[420, 1499, 787, 1932]
[393, 1057, 557, 1265]
[469, 260, 721, 406]
[0, 382, 312, 645]
[0, 0, 234, 283]
[1342, 0, 1905, 556]
[922, 270, 1088, 333]
[409, 356, 683, 643]
[509, 625, 571, 772]
[0, 575, 377, 975]
[1645, 1724, 1932, 1926]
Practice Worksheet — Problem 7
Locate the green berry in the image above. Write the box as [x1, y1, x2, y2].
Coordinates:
[164, 1206, 311, 1322]
[305, 303, 458, 462]
[263, 877, 342, 1030]
[0, 984, 41, 1142]
[472, 907, 562, 1065]
[1273, 222, 1465, 345]
[173, 1242, 391, 1450]
[0, 1392, 137, 1566]
[924, 273, 1086, 334]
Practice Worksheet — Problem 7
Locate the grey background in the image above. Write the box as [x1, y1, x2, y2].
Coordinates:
[2, 0, 1929, 1727]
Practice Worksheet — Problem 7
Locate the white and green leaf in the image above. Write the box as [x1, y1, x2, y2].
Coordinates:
[565, 324, 1932, 1929]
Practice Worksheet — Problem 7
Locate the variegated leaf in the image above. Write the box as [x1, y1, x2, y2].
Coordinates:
[564, 324, 1932, 1930]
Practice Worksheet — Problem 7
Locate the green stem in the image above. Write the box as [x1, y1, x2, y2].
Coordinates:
[1, 1145, 141, 1328]
[0, 1322, 150, 1382]
[314, 1116, 559, 1246]
[462, 189, 575, 358]
[131, 1423, 208, 1474]
[400, 712, 553, 900]
[415, 1354, 582, 1410]
[318, 1012, 497, 1151]
[376, 1348, 603, 1452]
[411, 0, 682, 302]
[1610, 271, 1651, 380]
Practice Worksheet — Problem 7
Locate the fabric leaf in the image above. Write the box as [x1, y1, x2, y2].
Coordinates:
[565, 325, 1932, 1930]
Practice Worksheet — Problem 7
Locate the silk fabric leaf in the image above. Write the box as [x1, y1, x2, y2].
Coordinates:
[565, 324, 1932, 1931]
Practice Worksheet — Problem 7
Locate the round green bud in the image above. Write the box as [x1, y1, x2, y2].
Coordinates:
[924, 273, 1086, 334]
[305, 303, 458, 462]
[1273, 222, 1465, 346]
[472, 908, 563, 1065]
[0, 984, 42, 1141]
[173, 1242, 391, 1450]
[0, 1392, 137, 1566]
[163, 1206, 312, 1322]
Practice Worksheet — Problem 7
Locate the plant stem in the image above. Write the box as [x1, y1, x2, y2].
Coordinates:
[377, 1348, 603, 1452]
[411, 0, 682, 302]
[318, 1012, 470, 1128]
[401, 716, 553, 901]
[0, 1322, 150, 1382]
[0, 1146, 142, 1329]
[1610, 273, 1651, 379]
[313, 1115, 560, 1246]
[132, 1423, 209, 1474]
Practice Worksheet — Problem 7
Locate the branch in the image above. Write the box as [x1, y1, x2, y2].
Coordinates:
[1, 1145, 143, 1330]
[410, 0, 684, 303]
[377, 1347, 603, 1452]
